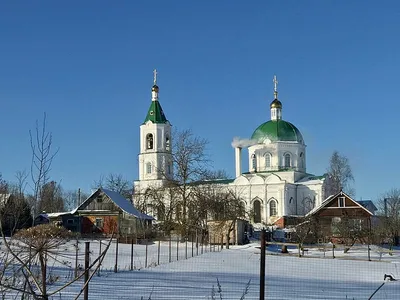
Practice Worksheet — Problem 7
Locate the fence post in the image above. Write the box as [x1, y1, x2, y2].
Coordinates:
[259, 229, 266, 300]
[145, 242, 148, 268]
[84, 242, 90, 300]
[130, 238, 134, 271]
[158, 239, 161, 265]
[185, 237, 188, 259]
[98, 240, 102, 276]
[298, 244, 301, 258]
[201, 235, 204, 254]
[114, 236, 119, 273]
[221, 235, 224, 250]
[332, 243, 335, 259]
[195, 230, 198, 255]
[191, 235, 194, 257]
[177, 238, 179, 261]
[74, 239, 79, 278]
[368, 217, 372, 261]
[169, 235, 172, 263]
[209, 235, 212, 252]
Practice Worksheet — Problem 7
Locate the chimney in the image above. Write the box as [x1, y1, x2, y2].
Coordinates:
[235, 147, 242, 177]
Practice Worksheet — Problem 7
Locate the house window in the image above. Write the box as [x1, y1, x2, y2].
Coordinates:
[146, 134, 154, 149]
[284, 153, 291, 168]
[253, 200, 261, 223]
[146, 162, 152, 174]
[338, 197, 345, 207]
[270, 200, 277, 216]
[95, 218, 103, 228]
[265, 153, 271, 168]
[165, 136, 170, 151]
[251, 154, 257, 171]
[67, 219, 75, 225]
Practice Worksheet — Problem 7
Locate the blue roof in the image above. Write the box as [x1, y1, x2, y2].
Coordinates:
[356, 200, 377, 212]
[76, 188, 154, 220]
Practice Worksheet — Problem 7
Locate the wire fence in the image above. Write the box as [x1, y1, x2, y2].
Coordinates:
[1, 236, 400, 299]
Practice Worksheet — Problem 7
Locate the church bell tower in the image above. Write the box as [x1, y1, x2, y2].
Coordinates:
[136, 70, 173, 190]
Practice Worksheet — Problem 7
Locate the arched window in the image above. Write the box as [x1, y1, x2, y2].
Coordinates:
[253, 200, 261, 223]
[146, 162, 152, 174]
[299, 152, 304, 168]
[146, 134, 154, 149]
[167, 162, 173, 175]
[165, 136, 170, 151]
[265, 153, 271, 168]
[284, 153, 291, 168]
[269, 200, 277, 216]
[251, 154, 257, 171]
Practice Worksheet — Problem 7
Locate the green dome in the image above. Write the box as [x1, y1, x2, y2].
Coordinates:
[251, 120, 304, 143]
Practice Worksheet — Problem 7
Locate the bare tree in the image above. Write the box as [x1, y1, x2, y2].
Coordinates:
[0, 224, 114, 299]
[377, 188, 400, 246]
[38, 181, 65, 213]
[206, 188, 247, 249]
[63, 189, 89, 211]
[1, 184, 32, 236]
[333, 212, 369, 253]
[326, 150, 354, 197]
[172, 128, 210, 233]
[15, 170, 29, 197]
[93, 173, 133, 199]
[30, 113, 59, 219]
[0, 173, 8, 193]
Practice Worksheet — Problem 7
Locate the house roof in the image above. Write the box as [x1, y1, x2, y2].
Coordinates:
[75, 188, 154, 220]
[306, 190, 373, 217]
[357, 200, 378, 212]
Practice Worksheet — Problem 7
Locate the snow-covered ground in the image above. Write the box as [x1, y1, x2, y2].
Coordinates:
[2, 239, 400, 299]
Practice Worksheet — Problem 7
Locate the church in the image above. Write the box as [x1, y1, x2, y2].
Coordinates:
[133, 71, 327, 227]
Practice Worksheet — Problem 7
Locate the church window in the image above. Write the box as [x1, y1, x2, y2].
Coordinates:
[265, 153, 271, 168]
[299, 152, 304, 168]
[270, 200, 277, 216]
[251, 154, 257, 171]
[165, 136, 170, 151]
[146, 134, 154, 149]
[284, 153, 291, 168]
[167, 163, 172, 175]
[253, 200, 261, 223]
[146, 162, 152, 174]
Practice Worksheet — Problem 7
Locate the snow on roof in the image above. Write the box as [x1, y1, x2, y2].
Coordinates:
[101, 188, 154, 220]
[76, 188, 154, 220]
[47, 212, 73, 218]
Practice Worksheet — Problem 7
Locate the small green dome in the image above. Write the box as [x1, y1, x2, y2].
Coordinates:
[251, 120, 304, 143]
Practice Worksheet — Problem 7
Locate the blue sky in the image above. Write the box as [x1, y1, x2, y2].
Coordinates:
[1, 1, 399, 201]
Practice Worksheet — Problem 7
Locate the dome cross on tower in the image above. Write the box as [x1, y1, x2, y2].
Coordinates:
[273, 75, 278, 99]
[151, 69, 159, 100]
[153, 69, 158, 85]
[270, 74, 282, 120]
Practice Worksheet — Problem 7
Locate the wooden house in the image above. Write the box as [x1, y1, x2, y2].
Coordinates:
[48, 188, 153, 237]
[305, 191, 373, 243]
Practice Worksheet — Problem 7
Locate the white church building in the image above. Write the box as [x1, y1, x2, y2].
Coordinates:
[134, 71, 327, 227]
